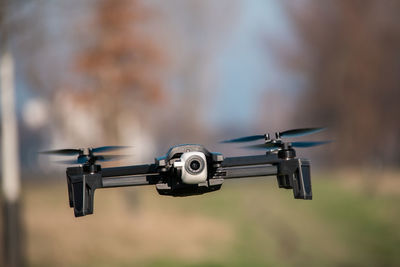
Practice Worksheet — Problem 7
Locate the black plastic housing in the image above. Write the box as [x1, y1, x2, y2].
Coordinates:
[277, 159, 312, 199]
[66, 165, 103, 217]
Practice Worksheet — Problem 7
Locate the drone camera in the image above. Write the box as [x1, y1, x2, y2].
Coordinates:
[174, 151, 208, 184]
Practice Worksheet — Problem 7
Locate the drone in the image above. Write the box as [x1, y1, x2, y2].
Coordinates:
[42, 127, 329, 217]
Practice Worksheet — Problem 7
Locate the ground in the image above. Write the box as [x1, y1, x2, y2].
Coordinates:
[11, 170, 400, 266]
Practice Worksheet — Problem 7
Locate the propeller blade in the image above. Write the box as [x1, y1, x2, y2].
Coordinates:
[279, 127, 325, 138]
[243, 140, 332, 150]
[53, 154, 128, 165]
[242, 143, 280, 150]
[95, 155, 130, 162]
[92, 146, 131, 153]
[53, 159, 80, 165]
[291, 141, 332, 148]
[54, 156, 89, 165]
[40, 149, 81, 156]
[53, 159, 78, 165]
[221, 135, 265, 143]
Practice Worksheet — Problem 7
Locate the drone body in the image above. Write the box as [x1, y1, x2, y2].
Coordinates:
[44, 128, 328, 217]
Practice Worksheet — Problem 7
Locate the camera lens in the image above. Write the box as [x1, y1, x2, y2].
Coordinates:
[185, 155, 205, 175]
[190, 160, 201, 171]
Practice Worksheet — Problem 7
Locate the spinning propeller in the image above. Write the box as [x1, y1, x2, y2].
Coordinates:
[221, 127, 331, 152]
[41, 146, 130, 165]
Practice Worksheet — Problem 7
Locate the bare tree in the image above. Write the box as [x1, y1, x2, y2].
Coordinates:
[280, 0, 400, 166]
[70, 0, 165, 144]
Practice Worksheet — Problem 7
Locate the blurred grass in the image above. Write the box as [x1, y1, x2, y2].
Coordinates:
[20, 170, 400, 266]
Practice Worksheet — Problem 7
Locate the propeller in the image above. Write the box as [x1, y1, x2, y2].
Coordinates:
[40, 148, 82, 156]
[278, 127, 325, 138]
[221, 127, 324, 143]
[41, 146, 131, 165]
[221, 134, 266, 143]
[54, 155, 130, 165]
[92, 146, 131, 153]
[244, 140, 332, 150]
[222, 127, 331, 156]
[41, 146, 130, 156]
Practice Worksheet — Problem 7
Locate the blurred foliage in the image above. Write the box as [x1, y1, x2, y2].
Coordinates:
[67, 0, 165, 143]
[17, 171, 400, 267]
[281, 0, 400, 166]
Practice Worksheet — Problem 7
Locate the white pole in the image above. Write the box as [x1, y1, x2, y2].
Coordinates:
[1, 49, 23, 267]
[1, 50, 21, 203]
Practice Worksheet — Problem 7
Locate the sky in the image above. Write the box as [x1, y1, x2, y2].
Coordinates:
[210, 0, 292, 128]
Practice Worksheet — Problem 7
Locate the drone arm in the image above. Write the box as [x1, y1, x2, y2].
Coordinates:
[214, 154, 280, 180]
[102, 174, 161, 188]
[217, 155, 312, 200]
[216, 164, 278, 180]
[220, 154, 279, 167]
[66, 171, 102, 217]
[100, 164, 161, 188]
[67, 163, 161, 217]
[101, 164, 158, 177]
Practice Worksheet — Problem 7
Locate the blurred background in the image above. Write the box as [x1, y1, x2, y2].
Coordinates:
[1, 0, 400, 266]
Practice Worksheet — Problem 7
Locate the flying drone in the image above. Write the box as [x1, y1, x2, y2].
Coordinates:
[42, 127, 329, 217]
